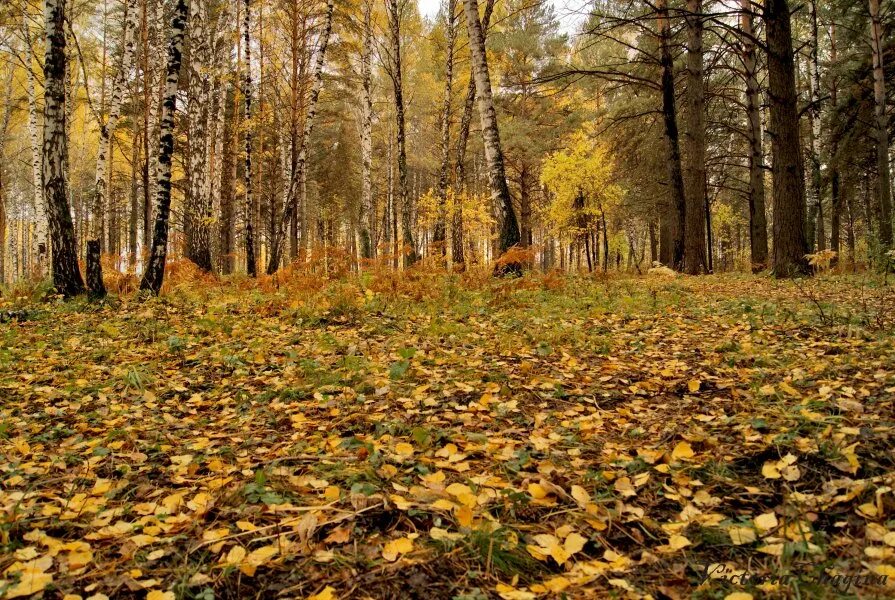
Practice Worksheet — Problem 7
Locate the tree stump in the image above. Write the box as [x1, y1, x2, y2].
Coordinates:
[86, 240, 107, 299]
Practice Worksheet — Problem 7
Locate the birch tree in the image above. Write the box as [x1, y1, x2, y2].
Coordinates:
[43, 0, 84, 296]
[462, 0, 520, 262]
[434, 0, 457, 261]
[140, 0, 189, 294]
[359, 0, 374, 260]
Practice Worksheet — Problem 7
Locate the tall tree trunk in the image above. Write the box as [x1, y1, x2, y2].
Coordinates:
[829, 23, 841, 265]
[360, 0, 374, 260]
[140, 0, 189, 294]
[243, 0, 257, 276]
[764, 0, 809, 277]
[805, 0, 824, 252]
[142, 0, 165, 255]
[388, 0, 417, 268]
[682, 0, 707, 274]
[0, 64, 13, 285]
[869, 0, 893, 248]
[129, 111, 140, 270]
[435, 0, 457, 257]
[739, 0, 769, 271]
[23, 11, 48, 274]
[43, 0, 85, 297]
[88, 0, 139, 294]
[454, 0, 494, 265]
[91, 0, 138, 246]
[463, 0, 520, 263]
[267, 0, 334, 274]
[656, 0, 685, 270]
[219, 81, 236, 275]
[184, 0, 212, 271]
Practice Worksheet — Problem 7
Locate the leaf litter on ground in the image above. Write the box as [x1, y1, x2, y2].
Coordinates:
[0, 270, 894, 599]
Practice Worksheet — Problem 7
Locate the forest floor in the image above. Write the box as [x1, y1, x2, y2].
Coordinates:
[1, 267, 895, 600]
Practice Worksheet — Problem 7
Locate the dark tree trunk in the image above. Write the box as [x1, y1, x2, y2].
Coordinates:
[140, 0, 188, 294]
[86, 240, 106, 298]
[244, 0, 257, 276]
[519, 164, 533, 247]
[739, 0, 769, 271]
[388, 0, 416, 267]
[434, 0, 457, 252]
[44, 0, 85, 297]
[828, 23, 841, 266]
[869, 0, 892, 248]
[220, 83, 236, 274]
[764, 0, 809, 277]
[657, 0, 685, 270]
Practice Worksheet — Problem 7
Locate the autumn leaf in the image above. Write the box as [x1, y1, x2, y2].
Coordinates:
[381, 537, 414, 562]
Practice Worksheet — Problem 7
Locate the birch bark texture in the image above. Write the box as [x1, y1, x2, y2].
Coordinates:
[359, 0, 374, 260]
[140, 0, 189, 294]
[435, 0, 457, 256]
[91, 0, 139, 249]
[43, 0, 85, 297]
[462, 0, 520, 259]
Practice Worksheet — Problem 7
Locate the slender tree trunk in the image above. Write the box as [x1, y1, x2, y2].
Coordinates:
[453, 0, 493, 266]
[601, 210, 609, 272]
[87, 0, 138, 294]
[23, 12, 48, 274]
[656, 0, 685, 270]
[0, 64, 14, 285]
[91, 0, 138, 245]
[845, 178, 856, 265]
[683, 0, 707, 273]
[267, 0, 335, 274]
[360, 0, 374, 260]
[243, 0, 257, 276]
[519, 164, 533, 247]
[829, 23, 841, 265]
[129, 103, 140, 270]
[805, 0, 825, 252]
[764, 0, 809, 276]
[140, 0, 189, 294]
[388, 0, 417, 268]
[869, 0, 893, 248]
[739, 0, 769, 271]
[435, 0, 457, 256]
[463, 0, 520, 264]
